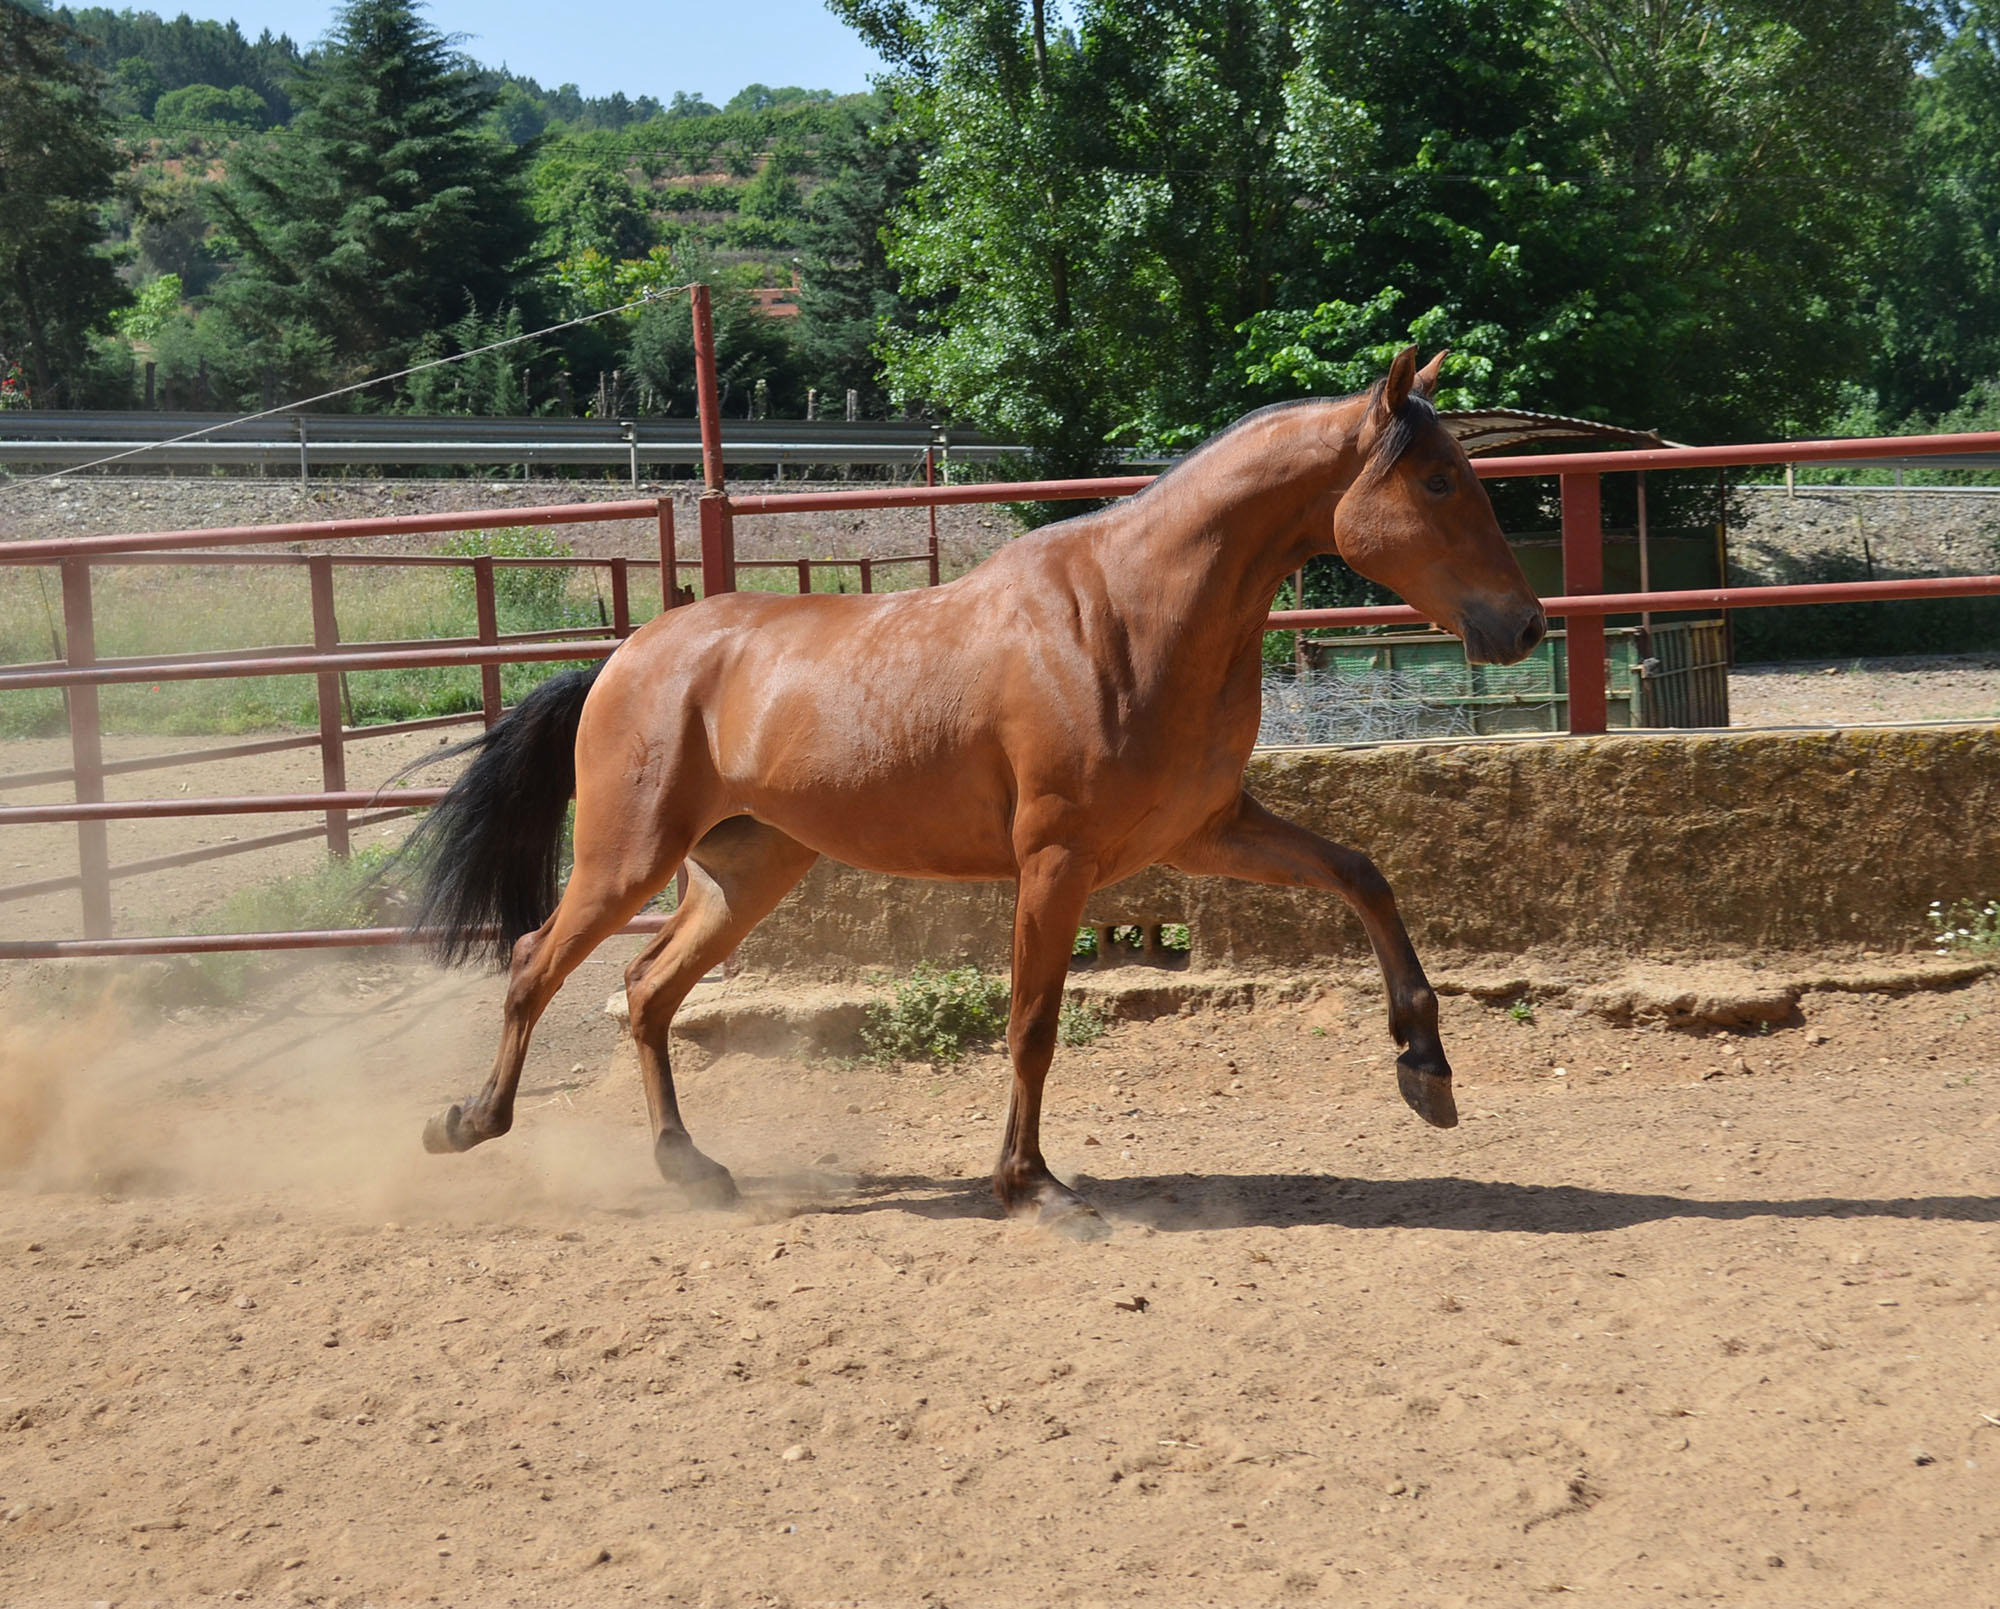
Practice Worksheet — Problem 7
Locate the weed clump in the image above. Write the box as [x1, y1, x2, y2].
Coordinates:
[1928, 898, 2000, 954]
[1057, 996, 1110, 1047]
[861, 964, 1008, 1064]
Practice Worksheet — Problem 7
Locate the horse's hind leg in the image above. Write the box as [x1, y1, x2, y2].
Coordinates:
[423, 827, 693, 1156]
[1168, 792, 1457, 1129]
[622, 818, 819, 1205]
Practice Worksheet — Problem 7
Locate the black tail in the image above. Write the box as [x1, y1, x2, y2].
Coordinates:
[401, 663, 606, 968]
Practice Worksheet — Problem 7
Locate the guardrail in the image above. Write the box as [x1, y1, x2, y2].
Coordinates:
[0, 412, 1033, 481]
[3, 283, 1998, 959]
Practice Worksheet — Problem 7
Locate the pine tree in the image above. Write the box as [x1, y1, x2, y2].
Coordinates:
[206, 0, 541, 397]
[0, 1, 129, 406]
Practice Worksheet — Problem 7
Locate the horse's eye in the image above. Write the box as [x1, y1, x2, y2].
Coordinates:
[1425, 474, 1451, 496]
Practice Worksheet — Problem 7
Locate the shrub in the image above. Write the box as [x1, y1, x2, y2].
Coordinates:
[860, 964, 1008, 1064]
[1057, 996, 1110, 1047]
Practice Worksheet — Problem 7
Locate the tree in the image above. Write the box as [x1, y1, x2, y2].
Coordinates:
[834, 0, 1140, 477]
[530, 151, 657, 259]
[204, 0, 542, 402]
[793, 103, 925, 414]
[1871, 3, 2000, 422]
[837, 0, 1926, 462]
[0, 1, 129, 405]
[153, 82, 268, 128]
[57, 6, 304, 123]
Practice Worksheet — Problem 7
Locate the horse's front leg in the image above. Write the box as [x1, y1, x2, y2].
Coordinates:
[995, 842, 1108, 1238]
[1167, 792, 1457, 1129]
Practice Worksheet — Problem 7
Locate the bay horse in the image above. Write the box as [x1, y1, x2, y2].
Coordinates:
[407, 348, 1546, 1236]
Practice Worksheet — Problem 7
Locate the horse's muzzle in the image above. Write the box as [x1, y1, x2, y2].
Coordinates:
[1459, 605, 1548, 666]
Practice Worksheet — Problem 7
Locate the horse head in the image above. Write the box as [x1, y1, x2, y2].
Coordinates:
[1332, 348, 1548, 665]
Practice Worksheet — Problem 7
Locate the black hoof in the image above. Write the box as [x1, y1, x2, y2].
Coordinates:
[1397, 1054, 1459, 1129]
[422, 1104, 474, 1154]
[654, 1135, 740, 1209]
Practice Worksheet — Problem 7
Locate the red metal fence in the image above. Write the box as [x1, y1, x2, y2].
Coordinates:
[3, 281, 1998, 958]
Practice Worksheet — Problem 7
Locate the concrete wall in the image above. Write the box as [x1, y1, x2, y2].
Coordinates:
[732, 724, 2000, 975]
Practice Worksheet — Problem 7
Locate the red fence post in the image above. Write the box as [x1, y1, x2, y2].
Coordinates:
[610, 557, 632, 637]
[1560, 472, 1607, 735]
[59, 559, 113, 939]
[472, 555, 503, 725]
[307, 556, 350, 857]
[796, 559, 811, 595]
[690, 284, 736, 597]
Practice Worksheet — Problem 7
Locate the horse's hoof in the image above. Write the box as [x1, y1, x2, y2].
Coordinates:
[1041, 1203, 1113, 1243]
[422, 1104, 470, 1154]
[1397, 1055, 1459, 1129]
[655, 1136, 740, 1209]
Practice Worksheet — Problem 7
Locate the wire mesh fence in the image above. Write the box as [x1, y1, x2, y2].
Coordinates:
[1257, 669, 1538, 746]
[1264, 664, 1576, 744]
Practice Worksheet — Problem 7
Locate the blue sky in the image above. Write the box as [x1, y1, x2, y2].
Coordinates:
[173, 0, 887, 101]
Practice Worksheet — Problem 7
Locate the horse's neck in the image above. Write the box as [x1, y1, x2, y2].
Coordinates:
[1101, 399, 1365, 644]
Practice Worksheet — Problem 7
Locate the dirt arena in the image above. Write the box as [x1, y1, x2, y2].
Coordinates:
[2, 948, 1996, 1608]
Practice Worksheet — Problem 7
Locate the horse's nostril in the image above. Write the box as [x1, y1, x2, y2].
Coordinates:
[1517, 613, 1548, 656]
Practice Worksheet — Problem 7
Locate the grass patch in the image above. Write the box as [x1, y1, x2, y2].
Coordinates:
[0, 529, 657, 739]
[152, 845, 406, 1003]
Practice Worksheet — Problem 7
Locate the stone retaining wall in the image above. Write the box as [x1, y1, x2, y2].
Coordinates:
[734, 724, 2000, 975]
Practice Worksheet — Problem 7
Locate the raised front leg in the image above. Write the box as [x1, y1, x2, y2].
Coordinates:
[1168, 792, 1457, 1129]
[995, 842, 1108, 1238]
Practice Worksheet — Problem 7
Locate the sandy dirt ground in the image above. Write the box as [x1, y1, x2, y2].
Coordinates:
[1729, 653, 2000, 729]
[1, 951, 1997, 1608]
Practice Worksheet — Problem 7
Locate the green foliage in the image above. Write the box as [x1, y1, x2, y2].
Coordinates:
[203, 0, 542, 401]
[530, 155, 658, 260]
[152, 82, 267, 128]
[1867, 6, 2000, 421]
[1507, 999, 1535, 1024]
[1057, 996, 1110, 1047]
[435, 527, 594, 633]
[110, 272, 181, 340]
[794, 105, 925, 413]
[0, 2, 131, 406]
[400, 305, 538, 417]
[57, 5, 304, 123]
[860, 963, 1009, 1064]
[1928, 898, 2000, 955]
[843, 0, 1922, 455]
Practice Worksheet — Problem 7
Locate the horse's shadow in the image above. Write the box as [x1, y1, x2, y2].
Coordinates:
[789, 1170, 2000, 1234]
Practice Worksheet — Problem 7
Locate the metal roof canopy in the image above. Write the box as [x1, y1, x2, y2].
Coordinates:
[1440, 409, 1678, 456]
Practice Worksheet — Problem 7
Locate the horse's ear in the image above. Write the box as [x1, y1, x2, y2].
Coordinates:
[1413, 350, 1449, 401]
[1377, 345, 1418, 421]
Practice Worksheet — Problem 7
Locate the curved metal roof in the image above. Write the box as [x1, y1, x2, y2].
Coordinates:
[1440, 408, 1681, 456]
